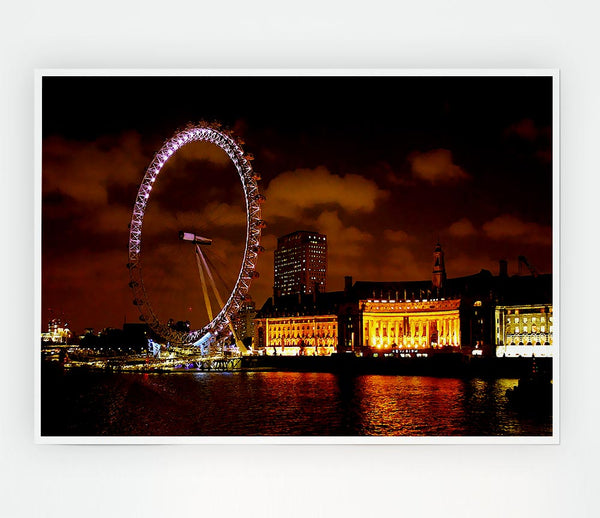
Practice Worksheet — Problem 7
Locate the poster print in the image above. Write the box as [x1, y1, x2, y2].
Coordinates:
[37, 71, 557, 443]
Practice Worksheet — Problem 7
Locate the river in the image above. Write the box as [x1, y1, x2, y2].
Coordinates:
[41, 367, 552, 436]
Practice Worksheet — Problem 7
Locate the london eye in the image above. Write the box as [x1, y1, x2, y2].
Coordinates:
[127, 122, 265, 353]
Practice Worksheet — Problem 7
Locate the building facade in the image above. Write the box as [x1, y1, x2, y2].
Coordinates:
[495, 304, 554, 357]
[273, 230, 327, 297]
[336, 295, 462, 355]
[255, 296, 461, 357]
[254, 314, 338, 356]
[361, 298, 461, 350]
[255, 242, 553, 358]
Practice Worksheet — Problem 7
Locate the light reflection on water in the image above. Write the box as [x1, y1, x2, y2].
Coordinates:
[42, 370, 552, 436]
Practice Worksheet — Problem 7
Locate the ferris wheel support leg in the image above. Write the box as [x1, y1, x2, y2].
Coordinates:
[195, 245, 213, 321]
[197, 246, 248, 355]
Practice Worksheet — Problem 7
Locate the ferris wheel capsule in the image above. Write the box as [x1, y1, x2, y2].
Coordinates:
[178, 231, 212, 245]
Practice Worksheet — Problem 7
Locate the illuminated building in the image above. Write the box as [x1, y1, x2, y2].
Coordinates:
[255, 243, 553, 358]
[41, 317, 72, 344]
[360, 298, 461, 351]
[339, 244, 465, 355]
[254, 291, 343, 356]
[273, 230, 327, 298]
[256, 293, 460, 357]
[495, 304, 554, 357]
[255, 314, 338, 356]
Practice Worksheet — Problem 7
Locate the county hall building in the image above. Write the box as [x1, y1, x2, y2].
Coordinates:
[253, 234, 553, 357]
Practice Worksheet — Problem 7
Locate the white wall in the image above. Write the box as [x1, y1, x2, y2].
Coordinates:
[2, 1, 599, 517]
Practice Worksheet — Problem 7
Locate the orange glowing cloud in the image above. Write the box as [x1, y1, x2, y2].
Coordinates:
[43, 132, 147, 205]
[448, 218, 477, 238]
[482, 214, 551, 245]
[143, 204, 246, 235]
[375, 245, 422, 280]
[408, 149, 469, 184]
[43, 134, 235, 208]
[445, 252, 497, 278]
[44, 133, 245, 237]
[263, 166, 388, 219]
[383, 229, 414, 243]
[309, 211, 427, 288]
[248, 233, 278, 300]
[43, 248, 136, 330]
[316, 210, 374, 258]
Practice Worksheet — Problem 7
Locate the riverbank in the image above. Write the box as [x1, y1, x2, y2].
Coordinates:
[242, 354, 550, 379]
[49, 353, 551, 379]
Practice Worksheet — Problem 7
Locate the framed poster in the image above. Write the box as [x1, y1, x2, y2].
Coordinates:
[36, 70, 558, 443]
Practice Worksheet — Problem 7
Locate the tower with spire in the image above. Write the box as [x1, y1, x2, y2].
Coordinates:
[432, 241, 446, 291]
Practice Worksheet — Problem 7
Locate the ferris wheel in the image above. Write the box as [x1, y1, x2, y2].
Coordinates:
[127, 122, 265, 351]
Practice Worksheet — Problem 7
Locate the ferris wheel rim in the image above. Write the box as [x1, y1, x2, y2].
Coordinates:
[127, 122, 263, 345]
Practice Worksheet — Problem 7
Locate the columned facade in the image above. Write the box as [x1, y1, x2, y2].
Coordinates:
[254, 314, 338, 356]
[360, 298, 461, 351]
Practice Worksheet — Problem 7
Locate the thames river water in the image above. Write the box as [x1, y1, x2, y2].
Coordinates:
[41, 368, 552, 436]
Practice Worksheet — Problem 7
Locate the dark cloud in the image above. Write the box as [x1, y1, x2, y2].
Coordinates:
[504, 118, 552, 164]
[505, 118, 540, 141]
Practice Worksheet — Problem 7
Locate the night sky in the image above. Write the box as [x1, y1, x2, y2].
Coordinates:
[41, 75, 553, 334]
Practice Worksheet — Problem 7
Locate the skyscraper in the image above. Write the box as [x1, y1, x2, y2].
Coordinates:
[273, 230, 327, 298]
